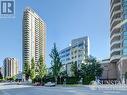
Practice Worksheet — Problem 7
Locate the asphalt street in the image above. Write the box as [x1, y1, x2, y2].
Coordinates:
[0, 83, 127, 95]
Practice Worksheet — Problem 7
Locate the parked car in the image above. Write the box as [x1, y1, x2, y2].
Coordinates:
[34, 82, 44, 86]
[45, 82, 56, 87]
[17, 82, 21, 85]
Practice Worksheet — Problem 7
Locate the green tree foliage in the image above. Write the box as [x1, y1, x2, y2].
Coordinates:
[0, 71, 3, 80]
[60, 70, 67, 78]
[49, 43, 62, 83]
[71, 61, 78, 77]
[23, 61, 30, 81]
[12, 75, 17, 81]
[81, 55, 103, 84]
[30, 58, 35, 81]
[38, 55, 47, 84]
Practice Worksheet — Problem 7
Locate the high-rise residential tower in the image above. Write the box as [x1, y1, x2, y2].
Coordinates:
[110, 0, 127, 81]
[110, 0, 121, 62]
[23, 7, 46, 69]
[3, 58, 18, 78]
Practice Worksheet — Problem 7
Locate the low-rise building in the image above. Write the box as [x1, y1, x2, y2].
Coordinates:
[59, 36, 90, 76]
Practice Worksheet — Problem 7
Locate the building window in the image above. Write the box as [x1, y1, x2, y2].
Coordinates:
[123, 48, 127, 55]
[78, 43, 83, 47]
[123, 39, 127, 47]
[124, 31, 127, 36]
[66, 53, 70, 56]
[123, 24, 127, 31]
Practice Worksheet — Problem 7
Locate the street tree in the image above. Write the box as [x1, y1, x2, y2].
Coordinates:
[81, 55, 103, 84]
[30, 58, 36, 82]
[71, 62, 78, 77]
[23, 61, 30, 81]
[49, 43, 62, 84]
[38, 55, 47, 84]
[0, 71, 3, 80]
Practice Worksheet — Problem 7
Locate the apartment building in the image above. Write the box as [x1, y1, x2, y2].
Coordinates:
[59, 36, 90, 76]
[23, 7, 46, 69]
[3, 58, 18, 78]
[109, 0, 127, 81]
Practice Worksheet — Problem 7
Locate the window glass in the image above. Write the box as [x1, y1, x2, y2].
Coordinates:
[123, 40, 127, 47]
[124, 31, 127, 36]
[123, 24, 127, 31]
[123, 48, 127, 55]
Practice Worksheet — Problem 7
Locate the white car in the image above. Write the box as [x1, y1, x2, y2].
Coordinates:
[45, 82, 56, 87]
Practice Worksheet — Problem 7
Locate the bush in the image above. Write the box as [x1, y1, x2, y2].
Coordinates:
[66, 77, 79, 84]
[33, 75, 41, 83]
[82, 76, 95, 85]
[57, 77, 65, 84]
[44, 76, 55, 83]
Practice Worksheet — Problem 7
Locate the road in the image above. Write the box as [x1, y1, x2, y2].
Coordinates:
[0, 83, 127, 95]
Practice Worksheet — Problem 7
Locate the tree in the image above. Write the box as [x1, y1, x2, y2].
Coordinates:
[49, 43, 62, 84]
[23, 61, 30, 81]
[81, 56, 103, 84]
[60, 70, 67, 78]
[30, 58, 35, 82]
[71, 61, 78, 77]
[12, 75, 16, 81]
[38, 55, 47, 84]
[0, 71, 3, 80]
[70, 61, 81, 84]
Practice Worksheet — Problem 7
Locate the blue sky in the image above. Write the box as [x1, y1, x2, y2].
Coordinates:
[0, 0, 110, 70]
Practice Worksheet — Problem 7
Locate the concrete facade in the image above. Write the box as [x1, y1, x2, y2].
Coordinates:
[23, 7, 46, 70]
[100, 59, 117, 80]
[109, 0, 127, 81]
[59, 36, 90, 76]
[3, 58, 18, 78]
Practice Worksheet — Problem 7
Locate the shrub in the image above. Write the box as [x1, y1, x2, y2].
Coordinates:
[82, 76, 95, 85]
[66, 77, 79, 84]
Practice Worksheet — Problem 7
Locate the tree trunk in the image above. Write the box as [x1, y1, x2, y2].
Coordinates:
[41, 78, 43, 85]
[55, 76, 57, 84]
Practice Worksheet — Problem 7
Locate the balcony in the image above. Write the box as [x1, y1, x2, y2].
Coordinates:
[110, 35, 120, 44]
[110, 32, 121, 41]
[110, 2, 121, 17]
[110, 0, 121, 11]
[111, 10, 121, 22]
[110, 18, 121, 30]
[111, 24, 121, 34]
[110, 40, 121, 48]
[111, 48, 121, 54]
[110, 55, 120, 62]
